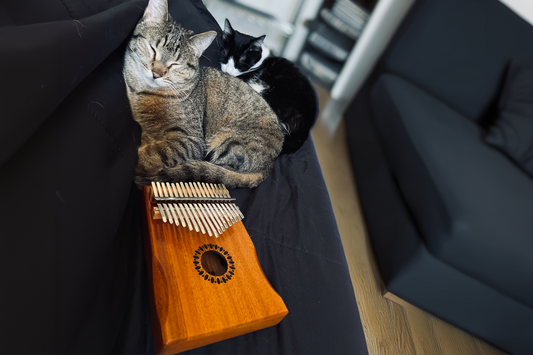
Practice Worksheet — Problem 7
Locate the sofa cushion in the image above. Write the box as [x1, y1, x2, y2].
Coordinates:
[485, 59, 533, 177]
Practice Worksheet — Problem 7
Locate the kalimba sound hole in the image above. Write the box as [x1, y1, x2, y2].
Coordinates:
[201, 251, 228, 276]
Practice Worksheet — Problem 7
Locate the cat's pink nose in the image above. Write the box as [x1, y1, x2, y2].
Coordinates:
[152, 70, 163, 79]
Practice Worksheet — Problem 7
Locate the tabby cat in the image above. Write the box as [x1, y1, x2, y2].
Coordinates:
[219, 19, 318, 154]
[123, 0, 283, 188]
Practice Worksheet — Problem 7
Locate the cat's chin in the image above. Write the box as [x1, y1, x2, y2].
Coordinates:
[140, 72, 168, 89]
[221, 60, 242, 77]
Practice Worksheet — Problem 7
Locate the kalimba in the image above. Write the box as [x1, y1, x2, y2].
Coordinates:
[141, 182, 288, 355]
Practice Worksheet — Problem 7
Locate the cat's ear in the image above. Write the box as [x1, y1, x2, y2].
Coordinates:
[251, 35, 266, 50]
[189, 31, 218, 57]
[143, 0, 168, 23]
[223, 19, 234, 38]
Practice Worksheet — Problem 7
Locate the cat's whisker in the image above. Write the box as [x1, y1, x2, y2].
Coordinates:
[128, 45, 151, 73]
[163, 80, 183, 100]
[200, 54, 213, 64]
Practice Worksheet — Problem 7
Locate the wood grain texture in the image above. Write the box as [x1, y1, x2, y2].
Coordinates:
[312, 84, 508, 355]
[141, 186, 288, 355]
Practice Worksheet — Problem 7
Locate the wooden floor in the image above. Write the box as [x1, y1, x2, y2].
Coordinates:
[310, 85, 508, 355]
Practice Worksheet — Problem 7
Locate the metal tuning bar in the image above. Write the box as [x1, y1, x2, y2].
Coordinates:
[150, 181, 244, 238]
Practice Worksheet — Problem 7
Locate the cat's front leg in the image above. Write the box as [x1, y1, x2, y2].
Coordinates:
[136, 143, 166, 177]
[136, 135, 206, 176]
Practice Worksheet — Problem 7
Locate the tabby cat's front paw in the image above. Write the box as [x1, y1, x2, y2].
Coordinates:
[133, 175, 159, 189]
[135, 163, 163, 178]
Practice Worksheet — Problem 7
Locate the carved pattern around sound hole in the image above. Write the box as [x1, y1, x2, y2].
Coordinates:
[193, 244, 235, 284]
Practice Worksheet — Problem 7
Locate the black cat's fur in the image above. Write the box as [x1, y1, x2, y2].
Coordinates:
[219, 19, 318, 155]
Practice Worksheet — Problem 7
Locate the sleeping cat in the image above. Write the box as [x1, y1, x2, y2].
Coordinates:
[219, 19, 318, 154]
[123, 0, 283, 189]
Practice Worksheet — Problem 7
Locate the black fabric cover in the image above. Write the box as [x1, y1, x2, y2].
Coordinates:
[0, 0, 367, 354]
[485, 59, 533, 177]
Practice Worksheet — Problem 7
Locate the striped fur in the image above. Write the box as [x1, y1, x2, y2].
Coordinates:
[124, 0, 283, 188]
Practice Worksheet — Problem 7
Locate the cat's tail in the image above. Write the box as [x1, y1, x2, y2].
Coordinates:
[136, 161, 269, 189]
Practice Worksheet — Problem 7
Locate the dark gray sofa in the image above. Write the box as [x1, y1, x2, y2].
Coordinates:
[345, 0, 533, 354]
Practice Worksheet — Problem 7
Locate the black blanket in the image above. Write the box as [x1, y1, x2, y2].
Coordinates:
[0, 1, 368, 354]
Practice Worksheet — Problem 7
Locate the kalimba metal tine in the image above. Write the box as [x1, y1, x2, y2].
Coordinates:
[200, 203, 222, 238]
[181, 203, 196, 232]
[152, 181, 159, 198]
[208, 202, 228, 230]
[233, 203, 245, 220]
[185, 182, 195, 197]
[156, 182, 174, 224]
[219, 184, 230, 198]
[189, 203, 206, 234]
[220, 203, 236, 224]
[184, 203, 200, 232]
[227, 203, 239, 222]
[170, 183, 187, 227]
[164, 203, 175, 224]
[191, 182, 201, 198]
[179, 203, 194, 231]
[231, 202, 243, 220]
[169, 183, 187, 227]
[195, 182, 206, 198]
[161, 183, 175, 224]
[235, 205, 244, 219]
[223, 202, 239, 222]
[219, 184, 229, 199]
[204, 203, 224, 234]
[174, 182, 184, 198]
[193, 203, 213, 236]
[229, 204, 241, 222]
[175, 204, 187, 227]
[166, 184, 180, 226]
[152, 182, 168, 223]
[203, 182, 214, 198]
[210, 183, 221, 198]
[214, 202, 231, 227]
[158, 207, 168, 223]
[190, 182, 197, 197]
[180, 182, 189, 198]
[218, 203, 234, 226]
[216, 184, 226, 198]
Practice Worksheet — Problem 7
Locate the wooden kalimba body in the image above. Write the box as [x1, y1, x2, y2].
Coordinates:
[141, 182, 288, 355]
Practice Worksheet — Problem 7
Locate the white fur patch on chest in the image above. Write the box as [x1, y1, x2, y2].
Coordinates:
[249, 82, 267, 94]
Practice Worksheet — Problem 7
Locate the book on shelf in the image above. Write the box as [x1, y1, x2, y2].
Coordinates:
[319, 8, 362, 41]
[307, 22, 354, 62]
[331, 0, 369, 32]
[299, 50, 341, 86]
[335, 0, 369, 21]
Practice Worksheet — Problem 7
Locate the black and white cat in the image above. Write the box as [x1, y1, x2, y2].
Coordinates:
[219, 19, 318, 155]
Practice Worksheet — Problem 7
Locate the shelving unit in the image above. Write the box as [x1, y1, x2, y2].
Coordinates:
[297, 0, 374, 90]
[319, 0, 416, 135]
